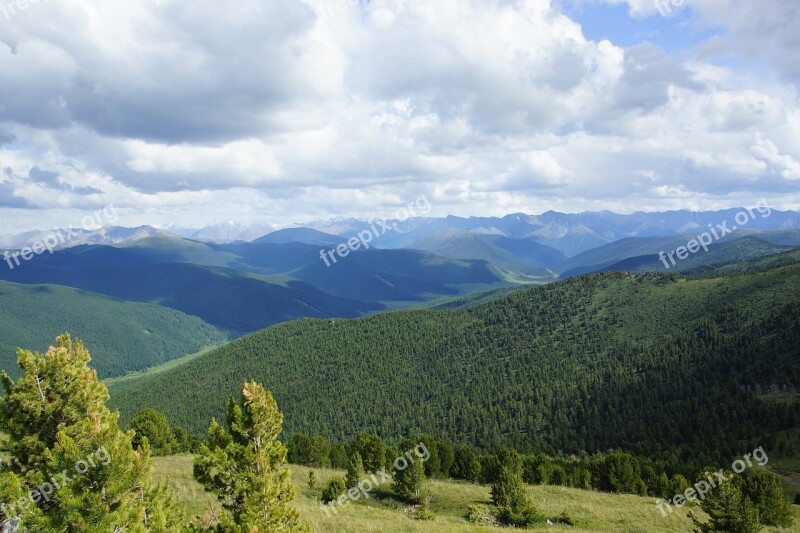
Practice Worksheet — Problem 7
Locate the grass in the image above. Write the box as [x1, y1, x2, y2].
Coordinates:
[771, 458, 800, 504]
[150, 456, 797, 532]
[2, 445, 798, 530]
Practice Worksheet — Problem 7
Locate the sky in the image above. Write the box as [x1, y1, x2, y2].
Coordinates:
[0, 0, 799, 233]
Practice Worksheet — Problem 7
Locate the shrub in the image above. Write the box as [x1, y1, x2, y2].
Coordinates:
[416, 489, 436, 521]
[322, 476, 347, 504]
[496, 505, 546, 528]
[552, 510, 576, 525]
[465, 504, 498, 526]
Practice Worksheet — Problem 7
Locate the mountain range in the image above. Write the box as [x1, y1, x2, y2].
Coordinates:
[5, 208, 799, 257]
[2, 207, 800, 387]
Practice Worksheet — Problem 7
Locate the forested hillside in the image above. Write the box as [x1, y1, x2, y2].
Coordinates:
[559, 233, 799, 277]
[564, 236, 796, 277]
[0, 280, 228, 379]
[108, 258, 800, 473]
[0, 258, 381, 334]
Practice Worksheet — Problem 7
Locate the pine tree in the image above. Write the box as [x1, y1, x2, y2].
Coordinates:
[307, 471, 317, 490]
[130, 408, 176, 456]
[741, 471, 794, 528]
[691, 479, 761, 533]
[392, 442, 426, 502]
[0, 334, 184, 531]
[491, 465, 545, 527]
[193, 381, 309, 532]
[307, 436, 331, 468]
[345, 451, 365, 490]
[591, 451, 646, 495]
[452, 445, 481, 482]
[353, 433, 385, 473]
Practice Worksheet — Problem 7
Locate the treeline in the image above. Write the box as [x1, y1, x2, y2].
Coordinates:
[110, 263, 800, 473]
[283, 431, 727, 498]
[135, 414, 722, 499]
[286, 430, 795, 529]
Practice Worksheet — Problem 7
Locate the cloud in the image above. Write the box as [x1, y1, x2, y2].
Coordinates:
[0, 0, 798, 233]
[610, 42, 697, 112]
[596, 0, 800, 88]
[0, 131, 15, 145]
[751, 135, 800, 181]
[0, 182, 31, 208]
[28, 165, 102, 194]
[28, 166, 63, 188]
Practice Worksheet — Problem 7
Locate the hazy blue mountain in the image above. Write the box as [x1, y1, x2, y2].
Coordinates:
[188, 221, 276, 243]
[410, 229, 565, 280]
[557, 230, 800, 276]
[561, 236, 796, 278]
[0, 252, 381, 335]
[325, 208, 800, 257]
[252, 228, 340, 246]
[5, 208, 798, 256]
[0, 236, 510, 325]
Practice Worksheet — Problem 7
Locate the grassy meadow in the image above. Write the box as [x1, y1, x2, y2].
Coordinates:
[2, 433, 799, 531]
[150, 455, 800, 532]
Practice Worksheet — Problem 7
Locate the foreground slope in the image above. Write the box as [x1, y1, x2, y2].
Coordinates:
[0, 280, 228, 379]
[109, 260, 800, 471]
[153, 456, 800, 532]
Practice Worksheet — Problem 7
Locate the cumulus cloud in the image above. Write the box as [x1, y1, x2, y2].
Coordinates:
[599, 0, 800, 87]
[0, 0, 798, 232]
[0, 181, 31, 208]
